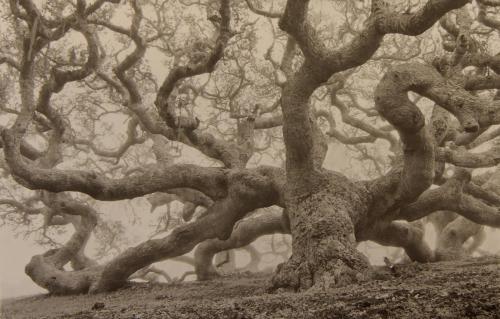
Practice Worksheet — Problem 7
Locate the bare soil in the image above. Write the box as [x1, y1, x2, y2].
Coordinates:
[2, 257, 500, 319]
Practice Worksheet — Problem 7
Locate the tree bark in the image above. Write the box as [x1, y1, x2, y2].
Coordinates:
[194, 210, 286, 280]
[271, 172, 371, 291]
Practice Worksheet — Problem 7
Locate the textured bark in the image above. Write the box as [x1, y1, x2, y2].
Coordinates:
[194, 210, 287, 280]
[271, 172, 371, 291]
[269, 0, 470, 292]
[20, 166, 281, 294]
[370, 221, 434, 263]
[24, 195, 102, 295]
[274, 60, 372, 290]
[5, 0, 496, 297]
[399, 169, 500, 228]
[88, 168, 280, 293]
[25, 255, 101, 295]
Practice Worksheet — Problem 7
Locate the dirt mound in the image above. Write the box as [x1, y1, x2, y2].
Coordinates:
[2, 257, 500, 319]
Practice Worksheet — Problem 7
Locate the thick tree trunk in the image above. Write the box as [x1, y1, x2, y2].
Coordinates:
[271, 172, 371, 291]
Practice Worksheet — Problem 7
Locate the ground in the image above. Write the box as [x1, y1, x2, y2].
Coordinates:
[2, 257, 500, 319]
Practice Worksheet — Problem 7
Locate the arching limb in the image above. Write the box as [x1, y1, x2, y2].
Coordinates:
[194, 209, 287, 280]
[369, 221, 434, 263]
[24, 194, 102, 295]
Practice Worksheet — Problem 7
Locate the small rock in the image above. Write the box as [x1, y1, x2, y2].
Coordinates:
[91, 302, 105, 310]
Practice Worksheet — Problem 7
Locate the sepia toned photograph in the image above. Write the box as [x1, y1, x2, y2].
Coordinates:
[0, 0, 499, 318]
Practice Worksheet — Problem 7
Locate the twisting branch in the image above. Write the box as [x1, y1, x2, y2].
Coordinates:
[155, 0, 232, 130]
[399, 169, 500, 228]
[194, 209, 287, 280]
[24, 193, 101, 295]
[244, 0, 282, 19]
[278, 0, 470, 180]
[375, 60, 500, 203]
